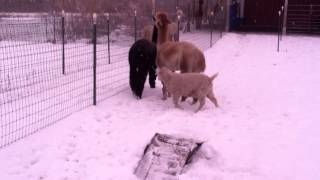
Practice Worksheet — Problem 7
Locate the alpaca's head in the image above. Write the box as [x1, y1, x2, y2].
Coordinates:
[155, 12, 171, 28]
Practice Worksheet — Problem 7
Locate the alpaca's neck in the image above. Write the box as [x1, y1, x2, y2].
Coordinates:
[151, 25, 158, 44]
[157, 24, 170, 45]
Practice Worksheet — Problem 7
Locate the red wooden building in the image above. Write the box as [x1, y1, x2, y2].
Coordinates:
[235, 0, 320, 34]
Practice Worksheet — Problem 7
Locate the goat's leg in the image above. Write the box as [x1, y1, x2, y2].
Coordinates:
[207, 91, 219, 108]
[195, 97, 205, 113]
[181, 96, 187, 102]
[161, 82, 168, 100]
[173, 95, 183, 109]
[190, 98, 198, 105]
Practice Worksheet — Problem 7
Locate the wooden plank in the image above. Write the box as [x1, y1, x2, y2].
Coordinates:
[135, 133, 202, 180]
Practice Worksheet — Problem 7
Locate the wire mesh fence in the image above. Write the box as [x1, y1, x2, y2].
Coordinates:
[0, 6, 225, 149]
[0, 16, 93, 147]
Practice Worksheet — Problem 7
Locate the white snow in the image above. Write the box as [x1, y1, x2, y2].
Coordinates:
[0, 33, 320, 180]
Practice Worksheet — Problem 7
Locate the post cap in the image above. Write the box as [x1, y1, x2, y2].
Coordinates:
[93, 13, 97, 24]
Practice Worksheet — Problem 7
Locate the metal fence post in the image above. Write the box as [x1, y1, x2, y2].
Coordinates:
[282, 0, 288, 35]
[107, 13, 111, 64]
[62, 10, 65, 74]
[278, 10, 281, 52]
[177, 14, 180, 42]
[220, 6, 224, 38]
[53, 10, 56, 44]
[186, 3, 191, 32]
[210, 11, 214, 47]
[93, 13, 97, 105]
[309, 4, 313, 33]
[192, 0, 196, 24]
[280, 6, 284, 40]
[134, 10, 137, 42]
[45, 16, 48, 41]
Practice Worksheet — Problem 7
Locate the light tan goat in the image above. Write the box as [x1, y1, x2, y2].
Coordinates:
[158, 67, 219, 113]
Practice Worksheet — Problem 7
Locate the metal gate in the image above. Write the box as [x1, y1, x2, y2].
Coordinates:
[287, 4, 320, 34]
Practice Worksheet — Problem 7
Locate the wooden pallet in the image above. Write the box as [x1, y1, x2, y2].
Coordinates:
[135, 133, 202, 180]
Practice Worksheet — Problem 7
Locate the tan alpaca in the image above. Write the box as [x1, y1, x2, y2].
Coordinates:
[155, 12, 206, 99]
[157, 41, 206, 73]
[158, 67, 219, 113]
[155, 12, 173, 45]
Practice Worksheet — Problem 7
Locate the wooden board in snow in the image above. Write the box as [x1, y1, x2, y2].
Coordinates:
[134, 133, 202, 180]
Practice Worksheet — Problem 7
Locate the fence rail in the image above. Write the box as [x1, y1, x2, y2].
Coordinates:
[0, 8, 224, 149]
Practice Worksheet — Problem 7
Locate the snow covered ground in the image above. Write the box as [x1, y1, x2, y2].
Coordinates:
[0, 33, 319, 180]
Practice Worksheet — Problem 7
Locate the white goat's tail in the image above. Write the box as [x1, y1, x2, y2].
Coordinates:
[210, 73, 219, 81]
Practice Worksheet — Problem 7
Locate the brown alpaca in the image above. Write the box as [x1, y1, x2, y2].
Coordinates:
[155, 12, 206, 99]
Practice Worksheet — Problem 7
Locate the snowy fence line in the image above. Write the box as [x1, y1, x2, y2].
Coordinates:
[0, 10, 225, 149]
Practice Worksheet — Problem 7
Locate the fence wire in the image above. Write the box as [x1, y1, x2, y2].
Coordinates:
[0, 7, 224, 149]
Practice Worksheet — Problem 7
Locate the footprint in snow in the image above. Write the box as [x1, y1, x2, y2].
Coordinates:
[104, 114, 111, 119]
[29, 157, 39, 166]
[95, 117, 102, 122]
